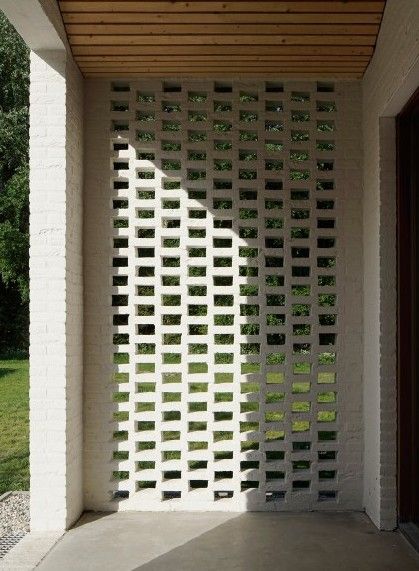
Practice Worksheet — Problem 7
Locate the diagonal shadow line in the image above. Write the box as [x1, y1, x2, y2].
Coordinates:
[131, 513, 258, 571]
[71, 511, 117, 529]
[130, 512, 334, 571]
[36, 511, 419, 571]
[131, 512, 416, 571]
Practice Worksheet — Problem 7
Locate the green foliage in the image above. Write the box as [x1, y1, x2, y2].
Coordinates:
[0, 165, 29, 300]
[0, 16, 29, 113]
[0, 109, 28, 182]
[0, 359, 29, 493]
[0, 13, 29, 353]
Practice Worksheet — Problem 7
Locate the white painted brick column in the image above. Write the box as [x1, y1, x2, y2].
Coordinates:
[362, 0, 419, 530]
[29, 49, 83, 531]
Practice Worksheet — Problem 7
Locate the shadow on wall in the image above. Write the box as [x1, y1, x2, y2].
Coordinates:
[91, 80, 339, 512]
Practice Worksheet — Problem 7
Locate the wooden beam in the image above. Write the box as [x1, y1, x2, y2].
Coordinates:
[59, 2, 385, 15]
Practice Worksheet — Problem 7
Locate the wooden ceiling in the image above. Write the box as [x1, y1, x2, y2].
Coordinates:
[58, 1, 386, 78]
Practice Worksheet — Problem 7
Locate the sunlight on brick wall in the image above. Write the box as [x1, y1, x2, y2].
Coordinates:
[84, 79, 363, 512]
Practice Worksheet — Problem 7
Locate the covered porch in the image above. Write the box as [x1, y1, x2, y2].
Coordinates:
[1, 2, 419, 564]
[4, 512, 419, 570]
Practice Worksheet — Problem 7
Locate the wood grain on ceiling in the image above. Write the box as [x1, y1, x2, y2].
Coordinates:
[58, 1, 386, 78]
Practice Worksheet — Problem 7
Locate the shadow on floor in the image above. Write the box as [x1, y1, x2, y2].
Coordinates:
[38, 511, 419, 571]
[72, 511, 116, 529]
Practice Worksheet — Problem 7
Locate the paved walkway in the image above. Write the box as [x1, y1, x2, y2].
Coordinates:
[35, 511, 419, 571]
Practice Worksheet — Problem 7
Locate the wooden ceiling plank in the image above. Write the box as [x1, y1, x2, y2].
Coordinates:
[62, 12, 383, 25]
[75, 54, 371, 62]
[68, 35, 378, 46]
[66, 23, 380, 35]
[81, 66, 365, 76]
[84, 68, 364, 73]
[59, 1, 384, 78]
[58, 2, 385, 15]
[71, 44, 375, 56]
[81, 70, 368, 76]
[78, 58, 367, 69]
[84, 72, 363, 79]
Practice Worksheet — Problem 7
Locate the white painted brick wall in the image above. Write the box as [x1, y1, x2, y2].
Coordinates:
[29, 49, 83, 531]
[362, 0, 419, 530]
[16, 0, 419, 532]
[83, 79, 363, 512]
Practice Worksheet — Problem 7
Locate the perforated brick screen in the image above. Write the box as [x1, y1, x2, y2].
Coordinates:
[84, 79, 363, 512]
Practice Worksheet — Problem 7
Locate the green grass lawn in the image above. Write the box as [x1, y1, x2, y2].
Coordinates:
[0, 359, 29, 494]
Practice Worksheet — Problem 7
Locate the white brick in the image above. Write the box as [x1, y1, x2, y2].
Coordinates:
[29, 47, 83, 532]
[363, 0, 419, 531]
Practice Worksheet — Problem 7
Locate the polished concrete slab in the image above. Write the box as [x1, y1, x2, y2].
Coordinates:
[37, 511, 419, 571]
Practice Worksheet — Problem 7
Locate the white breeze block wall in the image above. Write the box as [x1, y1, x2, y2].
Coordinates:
[29, 49, 83, 531]
[362, 0, 419, 530]
[84, 79, 363, 512]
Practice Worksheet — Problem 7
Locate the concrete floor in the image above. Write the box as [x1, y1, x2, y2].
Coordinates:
[33, 511, 419, 571]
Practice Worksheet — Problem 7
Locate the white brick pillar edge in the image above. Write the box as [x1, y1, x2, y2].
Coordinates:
[29, 48, 83, 531]
[1, 0, 84, 533]
[362, 0, 419, 530]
